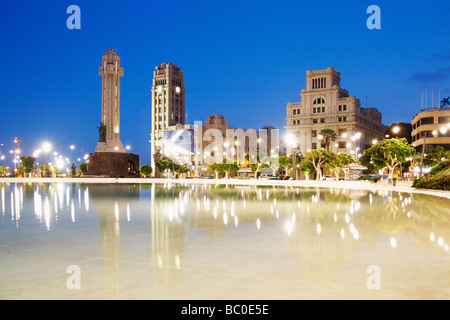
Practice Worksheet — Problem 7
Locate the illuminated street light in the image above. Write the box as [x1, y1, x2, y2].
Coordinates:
[419, 130, 439, 177]
[285, 133, 297, 180]
[393, 126, 400, 134]
[56, 158, 65, 172]
[42, 142, 52, 177]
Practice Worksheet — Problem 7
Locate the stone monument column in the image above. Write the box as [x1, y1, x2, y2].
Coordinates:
[96, 48, 126, 153]
[86, 49, 140, 178]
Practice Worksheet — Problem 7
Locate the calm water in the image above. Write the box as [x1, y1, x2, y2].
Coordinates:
[0, 182, 449, 300]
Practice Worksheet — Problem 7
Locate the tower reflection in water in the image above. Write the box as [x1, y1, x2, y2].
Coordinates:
[0, 182, 449, 299]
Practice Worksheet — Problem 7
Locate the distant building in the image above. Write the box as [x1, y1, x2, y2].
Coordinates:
[150, 63, 278, 177]
[285, 67, 386, 157]
[411, 107, 450, 151]
[161, 114, 278, 177]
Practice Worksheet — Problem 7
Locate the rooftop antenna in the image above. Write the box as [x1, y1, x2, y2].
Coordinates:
[365, 96, 368, 108]
[425, 88, 427, 109]
[421, 91, 424, 110]
[438, 89, 440, 108]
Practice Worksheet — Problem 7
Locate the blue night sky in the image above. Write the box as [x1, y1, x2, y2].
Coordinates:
[0, 0, 449, 165]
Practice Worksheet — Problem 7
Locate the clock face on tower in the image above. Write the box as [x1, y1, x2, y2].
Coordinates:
[176, 86, 180, 94]
[157, 86, 162, 93]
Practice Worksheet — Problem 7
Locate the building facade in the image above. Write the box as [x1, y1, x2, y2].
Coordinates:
[411, 108, 450, 151]
[150, 62, 186, 173]
[285, 67, 385, 157]
[160, 114, 279, 177]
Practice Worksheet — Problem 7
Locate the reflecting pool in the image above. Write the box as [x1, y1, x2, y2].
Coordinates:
[0, 182, 449, 300]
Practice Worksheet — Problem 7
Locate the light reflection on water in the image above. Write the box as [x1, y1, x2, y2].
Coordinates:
[0, 182, 449, 300]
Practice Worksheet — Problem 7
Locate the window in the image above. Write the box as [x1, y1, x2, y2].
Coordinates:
[313, 98, 325, 104]
[322, 107, 325, 113]
[320, 118, 325, 123]
[338, 116, 347, 122]
[293, 109, 296, 115]
[312, 142, 317, 150]
[438, 116, 450, 124]
[313, 119, 318, 124]
[420, 117, 434, 125]
[338, 141, 346, 149]
[338, 129, 346, 137]
[312, 77, 326, 89]
[312, 130, 317, 137]
[338, 105, 347, 112]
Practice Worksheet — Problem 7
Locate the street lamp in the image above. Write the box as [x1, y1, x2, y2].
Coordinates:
[0, 155, 6, 171]
[42, 142, 52, 177]
[285, 133, 297, 180]
[419, 129, 438, 178]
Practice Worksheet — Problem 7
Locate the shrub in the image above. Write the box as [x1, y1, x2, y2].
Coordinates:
[140, 164, 152, 177]
[413, 175, 450, 191]
[429, 160, 450, 175]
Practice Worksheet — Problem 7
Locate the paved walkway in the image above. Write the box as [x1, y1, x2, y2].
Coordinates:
[2, 177, 449, 199]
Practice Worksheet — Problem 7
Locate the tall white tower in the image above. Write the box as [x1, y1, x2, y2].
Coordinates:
[95, 48, 126, 153]
[150, 62, 186, 174]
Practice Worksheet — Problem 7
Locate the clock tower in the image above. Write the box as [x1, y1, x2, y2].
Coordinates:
[150, 62, 186, 174]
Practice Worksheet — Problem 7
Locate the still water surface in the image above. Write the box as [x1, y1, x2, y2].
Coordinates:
[0, 182, 449, 300]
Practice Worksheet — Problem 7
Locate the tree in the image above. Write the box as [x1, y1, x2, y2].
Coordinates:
[320, 129, 337, 151]
[424, 146, 449, 167]
[245, 151, 263, 179]
[327, 153, 357, 179]
[208, 162, 223, 179]
[155, 157, 175, 177]
[140, 164, 153, 177]
[79, 163, 88, 173]
[0, 166, 7, 177]
[208, 158, 239, 179]
[300, 159, 315, 180]
[223, 160, 239, 179]
[363, 138, 416, 173]
[174, 163, 190, 178]
[302, 148, 330, 180]
[20, 156, 36, 175]
[262, 155, 279, 176]
[278, 155, 292, 177]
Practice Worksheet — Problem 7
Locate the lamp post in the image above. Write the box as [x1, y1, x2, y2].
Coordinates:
[1, 155, 6, 169]
[42, 142, 52, 177]
[285, 133, 297, 180]
[419, 130, 439, 178]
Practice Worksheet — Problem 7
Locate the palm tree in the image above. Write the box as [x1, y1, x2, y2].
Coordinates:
[320, 129, 337, 151]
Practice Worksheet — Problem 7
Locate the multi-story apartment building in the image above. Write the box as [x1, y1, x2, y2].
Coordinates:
[411, 107, 450, 151]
